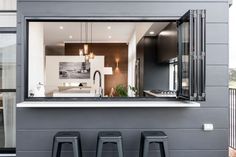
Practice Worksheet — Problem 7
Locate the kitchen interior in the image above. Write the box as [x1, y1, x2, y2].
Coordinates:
[28, 21, 180, 99]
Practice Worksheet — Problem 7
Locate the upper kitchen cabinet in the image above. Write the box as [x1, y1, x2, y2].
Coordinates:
[157, 22, 177, 63]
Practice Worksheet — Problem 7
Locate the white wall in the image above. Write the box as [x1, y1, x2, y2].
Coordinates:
[127, 23, 152, 96]
[28, 22, 45, 94]
[0, 0, 16, 10]
[128, 32, 136, 96]
[135, 23, 153, 44]
[45, 56, 104, 94]
[0, 13, 16, 27]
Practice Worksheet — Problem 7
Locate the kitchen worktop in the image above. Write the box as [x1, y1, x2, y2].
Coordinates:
[17, 100, 200, 108]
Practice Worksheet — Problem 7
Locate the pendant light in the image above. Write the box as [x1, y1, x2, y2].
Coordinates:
[79, 22, 84, 56]
[89, 22, 95, 59]
[84, 22, 89, 55]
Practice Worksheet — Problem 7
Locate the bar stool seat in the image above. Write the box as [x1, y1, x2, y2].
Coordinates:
[139, 131, 169, 157]
[142, 131, 167, 139]
[96, 131, 123, 157]
[52, 131, 82, 157]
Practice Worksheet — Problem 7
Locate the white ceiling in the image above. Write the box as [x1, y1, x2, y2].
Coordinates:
[43, 22, 170, 45]
[145, 22, 170, 36]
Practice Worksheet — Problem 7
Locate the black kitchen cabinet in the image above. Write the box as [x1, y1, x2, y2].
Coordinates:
[157, 22, 178, 63]
[136, 37, 170, 96]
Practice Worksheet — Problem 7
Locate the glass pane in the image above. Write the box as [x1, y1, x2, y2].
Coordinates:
[0, 13, 16, 27]
[0, 0, 16, 10]
[0, 34, 16, 89]
[0, 92, 16, 148]
[178, 21, 190, 97]
[28, 21, 179, 99]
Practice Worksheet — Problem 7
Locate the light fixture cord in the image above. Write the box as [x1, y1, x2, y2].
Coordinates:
[91, 22, 93, 52]
[80, 23, 82, 43]
[85, 22, 88, 44]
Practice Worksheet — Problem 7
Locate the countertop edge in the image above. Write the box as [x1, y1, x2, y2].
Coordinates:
[16, 101, 201, 108]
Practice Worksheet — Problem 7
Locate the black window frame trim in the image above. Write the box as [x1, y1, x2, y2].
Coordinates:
[0, 21, 16, 154]
[24, 16, 186, 102]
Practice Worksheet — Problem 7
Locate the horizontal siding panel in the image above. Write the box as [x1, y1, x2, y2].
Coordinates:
[206, 44, 228, 65]
[206, 65, 228, 86]
[16, 108, 228, 129]
[16, 87, 24, 103]
[200, 86, 228, 107]
[16, 23, 22, 48]
[16, 66, 22, 87]
[16, 129, 228, 151]
[17, 2, 228, 23]
[206, 23, 228, 44]
[16, 150, 228, 157]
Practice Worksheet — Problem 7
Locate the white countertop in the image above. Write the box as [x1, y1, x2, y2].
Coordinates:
[17, 101, 200, 108]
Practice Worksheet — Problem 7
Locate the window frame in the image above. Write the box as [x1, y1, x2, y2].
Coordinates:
[0, 11, 16, 154]
[24, 17, 184, 102]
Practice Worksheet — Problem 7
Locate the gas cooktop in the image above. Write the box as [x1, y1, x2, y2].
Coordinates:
[145, 90, 176, 97]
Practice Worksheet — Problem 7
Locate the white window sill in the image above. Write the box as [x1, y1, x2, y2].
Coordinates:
[17, 101, 200, 108]
[0, 154, 16, 156]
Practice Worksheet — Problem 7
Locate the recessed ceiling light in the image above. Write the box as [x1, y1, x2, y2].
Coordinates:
[149, 31, 155, 35]
[59, 26, 64, 30]
[107, 26, 111, 30]
[69, 35, 73, 39]
[108, 35, 112, 39]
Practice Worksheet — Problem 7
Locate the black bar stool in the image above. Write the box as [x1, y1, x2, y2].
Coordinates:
[96, 131, 124, 157]
[139, 131, 169, 157]
[52, 131, 82, 157]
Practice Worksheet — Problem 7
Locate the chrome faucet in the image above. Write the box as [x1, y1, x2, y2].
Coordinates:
[93, 70, 103, 97]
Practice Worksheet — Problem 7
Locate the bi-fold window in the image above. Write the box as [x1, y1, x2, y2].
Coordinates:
[0, 0, 17, 153]
[25, 9, 206, 101]
[177, 10, 206, 101]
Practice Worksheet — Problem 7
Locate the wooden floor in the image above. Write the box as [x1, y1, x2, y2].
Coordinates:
[230, 147, 236, 157]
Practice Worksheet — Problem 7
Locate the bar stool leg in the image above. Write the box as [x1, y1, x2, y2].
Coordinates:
[163, 140, 169, 157]
[52, 141, 62, 157]
[96, 140, 104, 157]
[77, 138, 83, 157]
[159, 142, 165, 157]
[139, 136, 144, 157]
[142, 140, 150, 157]
[117, 139, 124, 157]
[72, 140, 79, 157]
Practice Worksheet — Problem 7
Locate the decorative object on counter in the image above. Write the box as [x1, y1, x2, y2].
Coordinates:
[115, 84, 128, 97]
[29, 89, 34, 97]
[139, 131, 169, 157]
[33, 82, 45, 97]
[109, 87, 115, 97]
[52, 131, 82, 157]
[129, 85, 138, 97]
[96, 131, 124, 157]
[59, 62, 90, 79]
